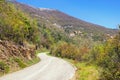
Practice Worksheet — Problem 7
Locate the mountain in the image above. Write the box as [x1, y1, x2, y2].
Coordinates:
[14, 2, 117, 38]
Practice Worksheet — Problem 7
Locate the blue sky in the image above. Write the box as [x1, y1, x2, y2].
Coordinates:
[17, 0, 120, 29]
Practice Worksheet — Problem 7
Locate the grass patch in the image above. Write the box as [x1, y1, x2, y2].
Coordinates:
[35, 48, 49, 54]
[26, 57, 40, 66]
[14, 58, 27, 68]
[65, 59, 100, 80]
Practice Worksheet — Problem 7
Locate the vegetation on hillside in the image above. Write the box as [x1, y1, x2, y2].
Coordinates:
[15, 1, 117, 43]
[0, 0, 40, 75]
[0, 0, 40, 44]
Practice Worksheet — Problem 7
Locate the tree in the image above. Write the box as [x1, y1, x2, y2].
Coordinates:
[98, 27, 120, 80]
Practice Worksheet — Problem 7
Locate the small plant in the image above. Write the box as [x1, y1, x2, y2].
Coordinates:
[0, 61, 9, 73]
[26, 57, 40, 66]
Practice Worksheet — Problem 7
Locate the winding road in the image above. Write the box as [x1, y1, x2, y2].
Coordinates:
[0, 53, 76, 80]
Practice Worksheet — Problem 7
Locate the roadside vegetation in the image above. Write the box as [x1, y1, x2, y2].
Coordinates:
[66, 59, 100, 80]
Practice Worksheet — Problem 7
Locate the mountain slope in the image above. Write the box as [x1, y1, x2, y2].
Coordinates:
[14, 1, 117, 37]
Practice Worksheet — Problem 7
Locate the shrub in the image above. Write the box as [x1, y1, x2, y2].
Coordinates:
[14, 58, 27, 68]
[0, 61, 9, 73]
[51, 41, 84, 61]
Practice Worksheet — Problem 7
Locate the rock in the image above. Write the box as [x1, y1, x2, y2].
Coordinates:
[0, 40, 36, 73]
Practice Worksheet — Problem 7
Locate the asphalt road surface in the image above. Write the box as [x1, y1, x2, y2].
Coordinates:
[0, 52, 76, 80]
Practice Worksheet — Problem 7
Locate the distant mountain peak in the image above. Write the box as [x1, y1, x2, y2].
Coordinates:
[39, 8, 56, 11]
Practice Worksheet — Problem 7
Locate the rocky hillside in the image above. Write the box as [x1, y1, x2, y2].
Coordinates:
[0, 40, 37, 75]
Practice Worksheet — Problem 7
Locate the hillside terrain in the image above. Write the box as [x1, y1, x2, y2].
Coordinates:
[14, 2, 117, 41]
[0, 0, 39, 75]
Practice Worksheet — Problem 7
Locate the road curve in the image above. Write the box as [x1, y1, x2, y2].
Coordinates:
[0, 53, 76, 80]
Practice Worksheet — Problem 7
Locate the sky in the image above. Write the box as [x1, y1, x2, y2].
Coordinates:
[17, 0, 120, 29]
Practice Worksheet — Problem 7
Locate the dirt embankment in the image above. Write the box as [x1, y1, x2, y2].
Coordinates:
[0, 40, 36, 74]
